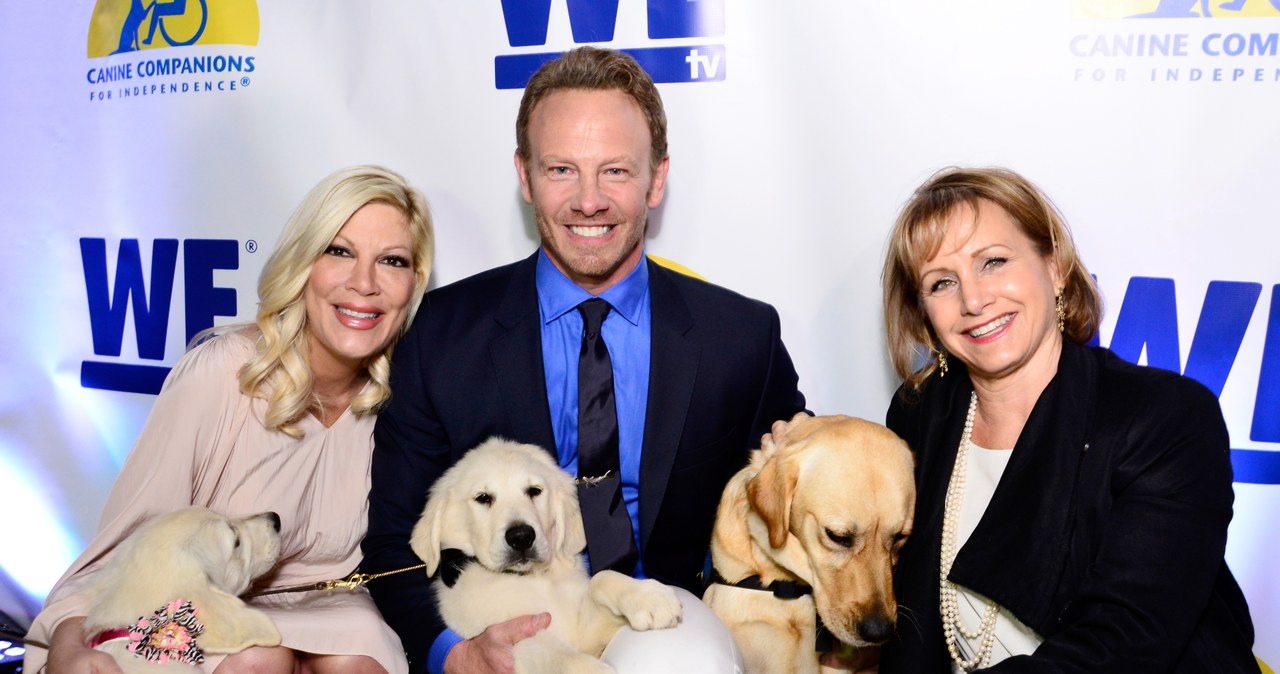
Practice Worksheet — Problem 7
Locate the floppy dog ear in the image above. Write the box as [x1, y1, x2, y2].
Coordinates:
[410, 490, 449, 576]
[748, 453, 799, 549]
[550, 472, 587, 559]
[191, 517, 244, 593]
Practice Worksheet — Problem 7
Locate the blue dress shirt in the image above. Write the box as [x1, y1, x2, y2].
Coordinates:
[535, 248, 651, 573]
[427, 249, 652, 673]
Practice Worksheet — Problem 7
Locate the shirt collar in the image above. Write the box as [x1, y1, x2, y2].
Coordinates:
[535, 248, 648, 326]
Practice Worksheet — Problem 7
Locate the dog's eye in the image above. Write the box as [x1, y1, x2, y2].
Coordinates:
[825, 528, 854, 548]
[525, 486, 543, 498]
[474, 492, 493, 506]
[234, 536, 241, 548]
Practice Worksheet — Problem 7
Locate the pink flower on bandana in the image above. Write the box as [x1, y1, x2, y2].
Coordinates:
[126, 598, 206, 665]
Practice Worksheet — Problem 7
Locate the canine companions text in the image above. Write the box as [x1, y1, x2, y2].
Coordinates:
[703, 415, 915, 674]
[83, 507, 283, 673]
[410, 437, 683, 674]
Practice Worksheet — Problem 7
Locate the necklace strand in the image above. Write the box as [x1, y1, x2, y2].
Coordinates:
[940, 391, 1000, 670]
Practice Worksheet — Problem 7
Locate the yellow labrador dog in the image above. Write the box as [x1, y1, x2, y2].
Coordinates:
[703, 415, 915, 674]
[410, 437, 682, 674]
[83, 507, 282, 673]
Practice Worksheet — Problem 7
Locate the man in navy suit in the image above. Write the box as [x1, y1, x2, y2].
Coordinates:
[363, 46, 806, 674]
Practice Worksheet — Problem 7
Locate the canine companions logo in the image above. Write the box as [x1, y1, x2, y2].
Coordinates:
[1070, 0, 1280, 83]
[495, 0, 725, 89]
[85, 0, 260, 102]
[1074, 0, 1280, 18]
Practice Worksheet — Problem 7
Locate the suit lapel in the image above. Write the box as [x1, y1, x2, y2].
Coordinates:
[950, 341, 1098, 630]
[638, 261, 698, 549]
[489, 252, 557, 457]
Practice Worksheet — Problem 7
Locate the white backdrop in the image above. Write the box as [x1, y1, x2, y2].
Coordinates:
[1, 0, 1276, 666]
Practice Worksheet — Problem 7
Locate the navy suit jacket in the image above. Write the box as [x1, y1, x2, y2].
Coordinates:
[362, 252, 806, 669]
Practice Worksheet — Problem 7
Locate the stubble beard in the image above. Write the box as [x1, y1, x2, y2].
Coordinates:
[537, 210, 647, 285]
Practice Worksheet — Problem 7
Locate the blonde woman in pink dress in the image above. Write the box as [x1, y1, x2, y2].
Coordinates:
[26, 165, 435, 674]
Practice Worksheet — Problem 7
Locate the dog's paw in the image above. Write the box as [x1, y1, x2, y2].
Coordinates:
[617, 578, 683, 631]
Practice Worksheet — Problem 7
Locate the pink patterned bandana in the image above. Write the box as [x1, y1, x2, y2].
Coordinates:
[125, 599, 206, 665]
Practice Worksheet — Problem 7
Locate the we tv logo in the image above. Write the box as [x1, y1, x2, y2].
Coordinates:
[495, 0, 725, 89]
[80, 238, 243, 395]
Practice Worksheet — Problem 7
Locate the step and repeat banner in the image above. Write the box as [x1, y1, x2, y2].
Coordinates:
[1, 0, 1276, 664]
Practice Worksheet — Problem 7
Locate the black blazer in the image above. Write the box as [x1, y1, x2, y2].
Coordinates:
[879, 341, 1259, 673]
[362, 252, 806, 669]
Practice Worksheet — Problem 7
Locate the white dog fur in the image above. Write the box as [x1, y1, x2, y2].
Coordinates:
[410, 437, 683, 674]
[83, 507, 283, 673]
[703, 415, 916, 674]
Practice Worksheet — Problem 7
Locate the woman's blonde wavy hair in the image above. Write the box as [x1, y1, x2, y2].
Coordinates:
[239, 165, 434, 437]
[882, 166, 1103, 395]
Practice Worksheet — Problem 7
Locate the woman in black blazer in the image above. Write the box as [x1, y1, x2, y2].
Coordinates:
[876, 167, 1260, 673]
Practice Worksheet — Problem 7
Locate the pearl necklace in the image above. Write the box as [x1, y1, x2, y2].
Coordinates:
[940, 391, 1000, 670]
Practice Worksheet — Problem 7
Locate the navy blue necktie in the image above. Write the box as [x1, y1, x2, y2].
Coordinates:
[576, 298, 639, 574]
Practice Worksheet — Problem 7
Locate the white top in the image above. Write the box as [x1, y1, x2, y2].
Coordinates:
[951, 441, 1044, 672]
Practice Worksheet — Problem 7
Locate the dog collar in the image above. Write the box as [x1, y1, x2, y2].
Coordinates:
[707, 568, 835, 651]
[87, 599, 207, 665]
[87, 627, 131, 648]
[708, 567, 813, 600]
[433, 548, 534, 588]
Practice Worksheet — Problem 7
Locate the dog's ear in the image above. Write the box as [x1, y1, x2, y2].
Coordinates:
[748, 453, 799, 549]
[410, 490, 448, 576]
[192, 517, 242, 592]
[549, 472, 587, 559]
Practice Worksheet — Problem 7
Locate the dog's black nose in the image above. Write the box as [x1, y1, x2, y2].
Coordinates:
[505, 524, 536, 551]
[856, 615, 894, 644]
[267, 512, 281, 531]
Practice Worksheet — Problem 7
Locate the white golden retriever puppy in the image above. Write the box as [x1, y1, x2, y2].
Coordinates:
[410, 438, 683, 674]
[82, 507, 283, 673]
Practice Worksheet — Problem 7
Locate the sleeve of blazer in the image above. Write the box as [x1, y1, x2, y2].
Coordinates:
[988, 374, 1237, 673]
[363, 308, 452, 670]
[749, 304, 807, 439]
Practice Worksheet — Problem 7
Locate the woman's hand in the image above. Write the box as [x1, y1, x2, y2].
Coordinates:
[46, 617, 125, 674]
[760, 412, 810, 454]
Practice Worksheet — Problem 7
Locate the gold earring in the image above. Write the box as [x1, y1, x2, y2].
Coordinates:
[936, 349, 949, 377]
[1055, 287, 1066, 334]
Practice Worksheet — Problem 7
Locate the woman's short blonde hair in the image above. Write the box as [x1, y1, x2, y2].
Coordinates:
[882, 166, 1102, 394]
[240, 165, 434, 436]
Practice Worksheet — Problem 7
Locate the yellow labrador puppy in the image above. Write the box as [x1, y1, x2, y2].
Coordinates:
[703, 415, 915, 674]
[83, 507, 282, 673]
[410, 437, 682, 674]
